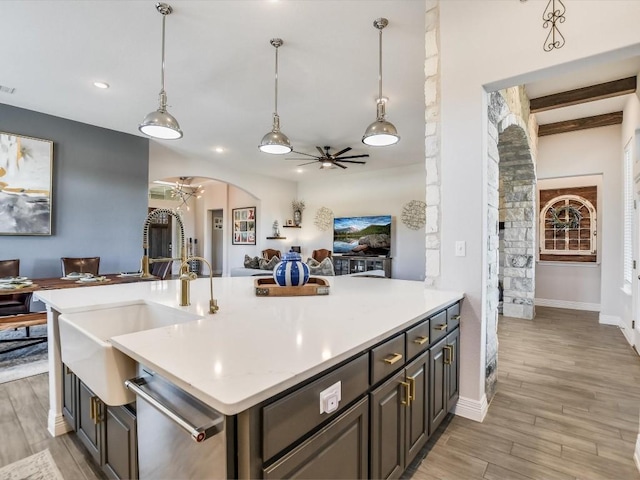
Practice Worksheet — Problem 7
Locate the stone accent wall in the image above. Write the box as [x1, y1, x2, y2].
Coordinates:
[486, 90, 537, 403]
[424, 0, 440, 287]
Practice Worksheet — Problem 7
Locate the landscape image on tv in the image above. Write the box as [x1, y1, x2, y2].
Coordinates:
[333, 215, 391, 256]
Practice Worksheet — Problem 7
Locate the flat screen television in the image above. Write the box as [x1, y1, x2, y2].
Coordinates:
[333, 215, 391, 256]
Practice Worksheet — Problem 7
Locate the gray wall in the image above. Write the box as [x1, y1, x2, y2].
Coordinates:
[0, 103, 149, 278]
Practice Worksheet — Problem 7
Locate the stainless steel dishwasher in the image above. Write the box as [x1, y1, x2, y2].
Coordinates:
[125, 372, 228, 479]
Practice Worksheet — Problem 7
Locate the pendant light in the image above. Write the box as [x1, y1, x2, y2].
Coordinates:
[259, 38, 292, 154]
[139, 2, 183, 140]
[362, 18, 400, 147]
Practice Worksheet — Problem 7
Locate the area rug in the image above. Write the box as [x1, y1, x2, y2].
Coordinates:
[0, 449, 63, 480]
[0, 325, 48, 384]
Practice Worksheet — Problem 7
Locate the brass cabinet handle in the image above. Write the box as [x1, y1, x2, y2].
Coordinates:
[89, 396, 96, 424]
[407, 376, 416, 402]
[436, 324, 447, 331]
[383, 352, 403, 365]
[450, 344, 455, 363]
[413, 335, 429, 345]
[400, 381, 411, 406]
[451, 315, 461, 321]
[444, 345, 452, 365]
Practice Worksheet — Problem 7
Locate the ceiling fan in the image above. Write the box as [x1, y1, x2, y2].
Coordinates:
[287, 146, 369, 169]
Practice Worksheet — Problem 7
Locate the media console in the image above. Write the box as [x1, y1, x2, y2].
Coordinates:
[332, 256, 392, 278]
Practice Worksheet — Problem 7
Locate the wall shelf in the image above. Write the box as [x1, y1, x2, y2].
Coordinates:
[282, 225, 301, 228]
[266, 236, 287, 240]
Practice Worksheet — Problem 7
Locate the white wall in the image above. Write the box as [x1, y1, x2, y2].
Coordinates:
[622, 85, 640, 344]
[535, 173, 605, 309]
[439, 0, 640, 407]
[297, 164, 426, 280]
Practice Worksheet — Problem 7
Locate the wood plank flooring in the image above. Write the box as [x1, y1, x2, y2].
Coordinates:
[0, 306, 638, 479]
[412, 307, 640, 480]
[0, 373, 104, 479]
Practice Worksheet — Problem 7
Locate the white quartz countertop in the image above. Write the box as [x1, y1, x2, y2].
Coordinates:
[36, 276, 463, 415]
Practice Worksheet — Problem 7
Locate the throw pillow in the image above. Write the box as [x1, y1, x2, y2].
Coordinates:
[244, 255, 260, 269]
[259, 256, 280, 270]
[306, 257, 335, 276]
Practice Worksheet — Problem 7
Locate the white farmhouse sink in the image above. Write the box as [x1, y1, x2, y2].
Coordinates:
[59, 302, 201, 406]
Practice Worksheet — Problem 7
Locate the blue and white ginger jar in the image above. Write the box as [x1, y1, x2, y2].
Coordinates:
[274, 251, 310, 287]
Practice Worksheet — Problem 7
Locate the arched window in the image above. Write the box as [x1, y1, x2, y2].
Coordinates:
[539, 194, 596, 262]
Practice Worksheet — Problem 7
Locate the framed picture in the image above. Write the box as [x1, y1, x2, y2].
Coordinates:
[0, 132, 53, 235]
[232, 206, 256, 245]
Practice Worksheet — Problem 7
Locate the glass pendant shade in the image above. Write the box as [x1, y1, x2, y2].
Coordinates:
[362, 18, 399, 147]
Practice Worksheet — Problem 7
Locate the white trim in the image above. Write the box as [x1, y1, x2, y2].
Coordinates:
[620, 322, 635, 346]
[634, 434, 640, 475]
[622, 285, 632, 296]
[451, 394, 488, 422]
[599, 314, 621, 326]
[48, 411, 73, 437]
[535, 298, 600, 311]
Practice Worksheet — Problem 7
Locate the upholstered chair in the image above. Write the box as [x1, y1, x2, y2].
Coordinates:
[312, 249, 332, 263]
[261, 249, 281, 261]
[0, 259, 31, 316]
[61, 257, 100, 276]
[150, 260, 172, 280]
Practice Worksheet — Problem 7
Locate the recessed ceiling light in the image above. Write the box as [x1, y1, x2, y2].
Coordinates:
[296, 169, 304, 173]
[93, 81, 110, 89]
[214, 147, 225, 153]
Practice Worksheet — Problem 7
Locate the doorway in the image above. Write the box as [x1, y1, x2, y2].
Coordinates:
[211, 209, 223, 276]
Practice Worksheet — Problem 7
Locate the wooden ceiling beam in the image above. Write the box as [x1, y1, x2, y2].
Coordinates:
[530, 76, 636, 113]
[537, 112, 623, 137]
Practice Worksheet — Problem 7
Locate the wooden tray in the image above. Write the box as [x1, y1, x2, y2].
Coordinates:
[254, 277, 330, 297]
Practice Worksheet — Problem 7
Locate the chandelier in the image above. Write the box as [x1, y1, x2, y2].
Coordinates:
[170, 177, 204, 211]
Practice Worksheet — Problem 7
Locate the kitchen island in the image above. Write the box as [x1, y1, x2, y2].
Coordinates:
[36, 275, 463, 478]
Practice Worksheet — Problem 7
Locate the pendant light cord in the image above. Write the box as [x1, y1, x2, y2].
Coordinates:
[274, 44, 279, 115]
[158, 12, 167, 111]
[378, 27, 383, 102]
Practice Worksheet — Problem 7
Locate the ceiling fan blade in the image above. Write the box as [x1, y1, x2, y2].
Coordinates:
[333, 162, 348, 169]
[332, 147, 352, 157]
[290, 150, 319, 158]
[286, 158, 316, 161]
[336, 160, 367, 164]
[316, 146, 326, 157]
[297, 160, 321, 166]
[334, 154, 369, 160]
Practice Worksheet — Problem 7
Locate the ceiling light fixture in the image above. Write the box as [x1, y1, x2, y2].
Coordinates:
[171, 177, 204, 211]
[93, 81, 110, 89]
[139, 2, 183, 140]
[362, 18, 400, 147]
[259, 38, 292, 154]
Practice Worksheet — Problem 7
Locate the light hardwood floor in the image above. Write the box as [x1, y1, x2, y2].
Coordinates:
[412, 307, 640, 480]
[1, 307, 639, 479]
[0, 373, 104, 479]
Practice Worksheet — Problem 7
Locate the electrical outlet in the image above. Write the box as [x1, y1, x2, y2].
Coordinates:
[319, 381, 341, 414]
[455, 241, 466, 257]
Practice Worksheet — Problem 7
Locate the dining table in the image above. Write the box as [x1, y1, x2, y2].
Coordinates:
[0, 273, 156, 297]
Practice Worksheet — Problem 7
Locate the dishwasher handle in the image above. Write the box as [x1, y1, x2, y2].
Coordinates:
[125, 377, 223, 443]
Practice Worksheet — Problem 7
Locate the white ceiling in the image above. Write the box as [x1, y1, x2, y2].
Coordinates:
[0, 0, 427, 182]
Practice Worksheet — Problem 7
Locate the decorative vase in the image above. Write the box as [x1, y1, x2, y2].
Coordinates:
[274, 251, 310, 287]
[293, 210, 302, 226]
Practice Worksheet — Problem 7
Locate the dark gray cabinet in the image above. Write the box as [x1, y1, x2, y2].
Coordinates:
[370, 370, 405, 480]
[62, 366, 138, 479]
[430, 329, 460, 435]
[370, 350, 429, 480]
[263, 398, 369, 479]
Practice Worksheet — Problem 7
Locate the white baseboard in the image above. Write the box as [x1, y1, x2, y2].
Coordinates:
[451, 394, 488, 422]
[634, 434, 640, 474]
[48, 411, 72, 437]
[535, 298, 600, 311]
[599, 314, 621, 326]
[621, 322, 635, 345]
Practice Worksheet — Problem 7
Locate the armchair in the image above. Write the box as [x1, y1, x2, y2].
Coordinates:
[0, 259, 30, 316]
[262, 249, 281, 261]
[312, 249, 332, 263]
